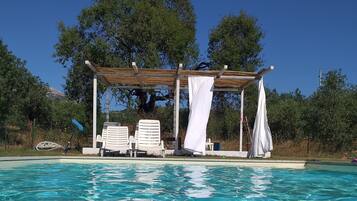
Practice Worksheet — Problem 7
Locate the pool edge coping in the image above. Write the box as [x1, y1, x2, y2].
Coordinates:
[0, 156, 306, 169]
[1, 156, 356, 171]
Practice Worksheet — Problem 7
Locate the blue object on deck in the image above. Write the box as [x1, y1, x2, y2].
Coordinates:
[213, 143, 220, 151]
[71, 119, 84, 133]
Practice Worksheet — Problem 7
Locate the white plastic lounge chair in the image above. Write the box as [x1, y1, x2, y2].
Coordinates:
[97, 122, 120, 143]
[96, 128, 107, 143]
[134, 119, 165, 157]
[206, 138, 214, 151]
[100, 126, 132, 157]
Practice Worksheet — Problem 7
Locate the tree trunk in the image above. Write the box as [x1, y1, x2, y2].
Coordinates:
[27, 119, 33, 148]
[3, 127, 8, 151]
[307, 135, 310, 154]
[135, 90, 169, 115]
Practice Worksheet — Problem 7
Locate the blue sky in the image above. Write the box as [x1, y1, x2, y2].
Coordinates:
[0, 0, 356, 96]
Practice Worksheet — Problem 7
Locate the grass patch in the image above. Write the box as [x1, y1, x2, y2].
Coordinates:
[0, 146, 82, 156]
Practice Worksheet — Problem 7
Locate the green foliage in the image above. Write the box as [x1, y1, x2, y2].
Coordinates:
[109, 109, 140, 127]
[207, 107, 240, 140]
[49, 99, 86, 132]
[0, 40, 51, 147]
[267, 89, 306, 142]
[54, 0, 198, 120]
[0, 40, 49, 129]
[21, 76, 50, 126]
[349, 86, 357, 146]
[243, 85, 259, 129]
[265, 70, 356, 152]
[208, 11, 263, 71]
[0, 40, 28, 127]
[305, 70, 355, 151]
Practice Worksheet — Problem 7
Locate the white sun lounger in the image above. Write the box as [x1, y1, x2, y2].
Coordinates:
[96, 122, 120, 143]
[96, 128, 107, 143]
[134, 119, 165, 157]
[100, 126, 132, 157]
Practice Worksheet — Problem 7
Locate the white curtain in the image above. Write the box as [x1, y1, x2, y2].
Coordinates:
[184, 76, 214, 155]
[249, 78, 273, 158]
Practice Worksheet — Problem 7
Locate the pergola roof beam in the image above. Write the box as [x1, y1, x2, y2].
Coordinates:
[241, 65, 274, 89]
[219, 75, 256, 80]
[85, 60, 96, 72]
[131, 62, 145, 86]
[216, 65, 228, 78]
[257, 65, 274, 77]
[95, 68, 257, 76]
[97, 73, 256, 80]
[176, 63, 183, 76]
[84, 60, 274, 90]
[85, 60, 111, 86]
[111, 85, 240, 92]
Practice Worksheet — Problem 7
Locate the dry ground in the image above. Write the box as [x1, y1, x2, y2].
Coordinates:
[1, 129, 355, 161]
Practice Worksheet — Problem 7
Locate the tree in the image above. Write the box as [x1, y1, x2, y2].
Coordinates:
[267, 89, 306, 143]
[50, 99, 86, 131]
[0, 40, 49, 147]
[349, 86, 357, 151]
[0, 40, 46, 130]
[207, 11, 264, 139]
[0, 40, 28, 129]
[306, 70, 355, 151]
[21, 76, 50, 147]
[208, 12, 263, 71]
[54, 0, 198, 123]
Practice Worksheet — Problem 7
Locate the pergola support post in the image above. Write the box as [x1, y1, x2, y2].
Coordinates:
[105, 87, 111, 122]
[239, 89, 244, 152]
[174, 63, 182, 152]
[93, 75, 97, 148]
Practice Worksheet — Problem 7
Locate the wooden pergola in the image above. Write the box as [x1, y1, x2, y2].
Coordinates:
[85, 60, 273, 153]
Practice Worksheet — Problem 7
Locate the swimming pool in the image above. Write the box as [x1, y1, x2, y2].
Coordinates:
[0, 160, 356, 200]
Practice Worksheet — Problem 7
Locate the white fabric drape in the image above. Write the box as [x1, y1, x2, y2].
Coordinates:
[249, 78, 273, 158]
[184, 76, 214, 155]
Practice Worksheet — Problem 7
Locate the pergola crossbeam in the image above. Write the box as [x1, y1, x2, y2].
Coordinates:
[110, 85, 241, 92]
[85, 60, 96, 72]
[216, 65, 228, 78]
[85, 60, 111, 86]
[131, 62, 145, 86]
[241, 65, 274, 89]
[219, 75, 256, 80]
[96, 73, 257, 80]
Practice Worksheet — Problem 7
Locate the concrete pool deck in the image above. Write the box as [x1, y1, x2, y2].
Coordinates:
[0, 156, 356, 172]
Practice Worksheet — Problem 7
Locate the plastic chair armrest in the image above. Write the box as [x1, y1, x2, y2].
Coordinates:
[160, 140, 165, 150]
[96, 135, 102, 142]
[128, 135, 135, 149]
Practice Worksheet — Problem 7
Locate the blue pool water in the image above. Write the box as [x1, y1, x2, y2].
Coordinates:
[0, 162, 356, 200]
